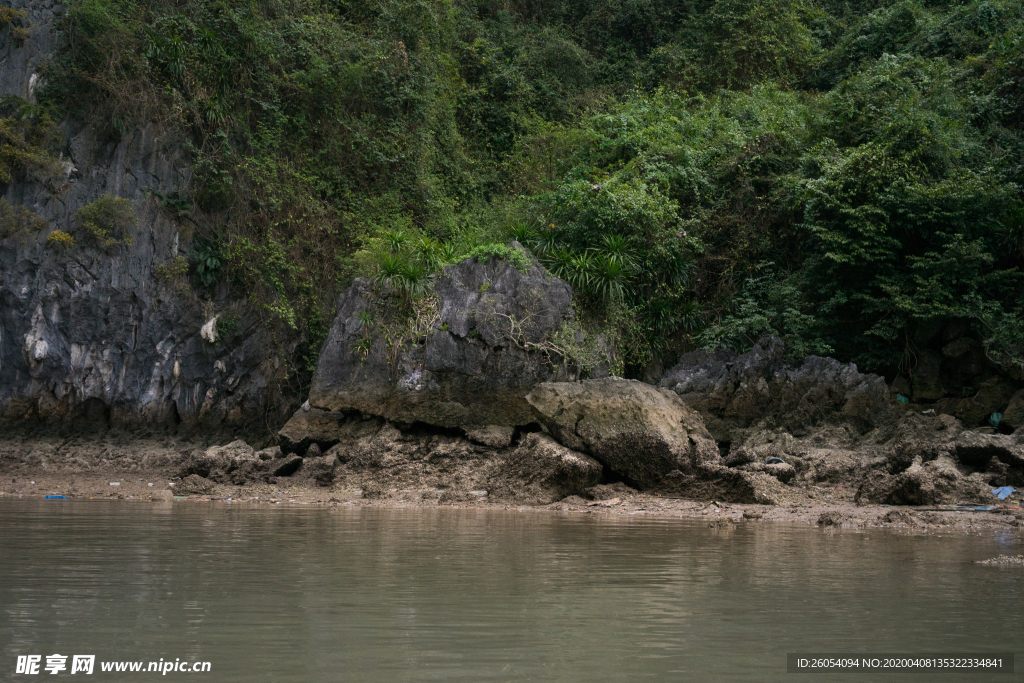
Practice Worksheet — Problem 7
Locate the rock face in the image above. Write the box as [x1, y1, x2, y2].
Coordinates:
[658, 336, 891, 441]
[0, 0, 55, 102]
[526, 378, 714, 488]
[0, 0, 292, 430]
[305, 247, 576, 430]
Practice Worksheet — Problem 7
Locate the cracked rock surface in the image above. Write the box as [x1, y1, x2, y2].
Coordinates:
[304, 245, 578, 430]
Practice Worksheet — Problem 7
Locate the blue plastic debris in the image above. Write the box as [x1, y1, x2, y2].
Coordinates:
[991, 486, 1016, 500]
[45, 495, 67, 499]
[896, 394, 910, 404]
[989, 412, 1003, 428]
[765, 457, 787, 465]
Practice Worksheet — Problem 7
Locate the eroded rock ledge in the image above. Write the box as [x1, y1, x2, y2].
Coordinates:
[273, 296, 1024, 506]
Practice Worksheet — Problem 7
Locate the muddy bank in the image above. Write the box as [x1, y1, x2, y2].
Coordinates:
[2, 435, 1021, 538]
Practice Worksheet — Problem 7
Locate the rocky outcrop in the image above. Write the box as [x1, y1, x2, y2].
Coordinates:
[526, 378, 715, 488]
[656, 466, 804, 505]
[644, 337, 1024, 504]
[1, 0, 293, 431]
[933, 376, 1018, 429]
[302, 246, 576, 430]
[658, 336, 892, 441]
[486, 433, 602, 504]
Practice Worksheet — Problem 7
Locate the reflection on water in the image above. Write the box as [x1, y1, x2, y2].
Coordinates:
[0, 500, 1020, 682]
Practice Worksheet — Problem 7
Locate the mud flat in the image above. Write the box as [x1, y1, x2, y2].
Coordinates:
[2, 434, 1020, 539]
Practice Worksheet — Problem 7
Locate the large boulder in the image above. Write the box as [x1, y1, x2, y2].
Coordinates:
[487, 433, 603, 504]
[178, 439, 256, 477]
[658, 336, 891, 440]
[1002, 389, 1024, 432]
[526, 378, 714, 488]
[304, 245, 576, 430]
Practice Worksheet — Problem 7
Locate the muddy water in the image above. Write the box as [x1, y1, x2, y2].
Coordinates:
[0, 500, 1020, 682]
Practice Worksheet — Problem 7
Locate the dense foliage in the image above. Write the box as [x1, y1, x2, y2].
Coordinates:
[32, 0, 1024, 377]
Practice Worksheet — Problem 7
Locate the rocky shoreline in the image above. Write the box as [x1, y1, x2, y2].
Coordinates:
[1, 430, 1020, 538]
[4, 250, 1024, 526]
[1, 462, 1020, 539]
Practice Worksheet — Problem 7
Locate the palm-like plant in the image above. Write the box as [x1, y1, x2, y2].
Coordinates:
[436, 242, 459, 267]
[356, 309, 374, 330]
[543, 248, 575, 282]
[589, 254, 628, 301]
[412, 236, 441, 270]
[530, 227, 560, 256]
[600, 234, 637, 269]
[647, 298, 679, 335]
[508, 222, 536, 245]
[400, 260, 430, 303]
[384, 229, 409, 253]
[567, 251, 594, 291]
[374, 253, 406, 288]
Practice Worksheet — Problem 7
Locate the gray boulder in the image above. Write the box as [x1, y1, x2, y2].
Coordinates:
[271, 454, 303, 477]
[933, 376, 1018, 428]
[655, 466, 802, 505]
[178, 439, 267, 483]
[278, 408, 386, 455]
[526, 378, 714, 488]
[658, 336, 891, 440]
[304, 245, 576, 430]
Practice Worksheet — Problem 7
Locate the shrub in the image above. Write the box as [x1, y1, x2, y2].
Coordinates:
[460, 243, 532, 274]
[0, 198, 47, 240]
[154, 255, 189, 281]
[0, 96, 62, 184]
[75, 195, 136, 249]
[0, 7, 31, 47]
[190, 239, 223, 288]
[46, 230, 75, 249]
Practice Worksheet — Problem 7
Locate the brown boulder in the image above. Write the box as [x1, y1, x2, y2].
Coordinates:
[526, 378, 712, 488]
[487, 433, 602, 504]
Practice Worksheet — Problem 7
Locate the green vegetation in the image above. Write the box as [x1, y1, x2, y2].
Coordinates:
[35, 0, 1024, 378]
[0, 7, 31, 46]
[1, 198, 47, 241]
[1, 96, 61, 185]
[461, 243, 532, 274]
[46, 229, 76, 249]
[75, 194, 137, 248]
[154, 255, 190, 289]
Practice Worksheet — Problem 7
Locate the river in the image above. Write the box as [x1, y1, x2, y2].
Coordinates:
[1, 499, 1020, 681]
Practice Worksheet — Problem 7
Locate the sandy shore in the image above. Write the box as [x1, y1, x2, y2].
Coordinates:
[3, 468, 1021, 538]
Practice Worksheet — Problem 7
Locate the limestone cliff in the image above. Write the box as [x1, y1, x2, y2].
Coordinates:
[0, 0, 294, 430]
